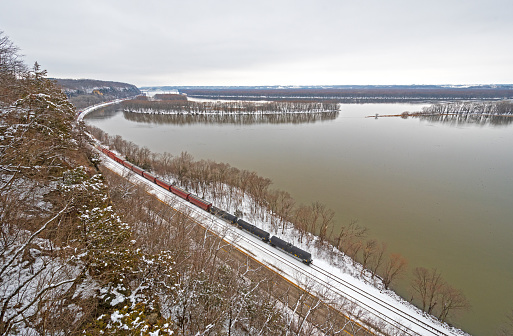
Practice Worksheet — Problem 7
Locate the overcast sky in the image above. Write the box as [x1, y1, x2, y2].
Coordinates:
[1, 0, 512, 87]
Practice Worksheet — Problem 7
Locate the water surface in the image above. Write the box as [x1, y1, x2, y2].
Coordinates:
[85, 103, 513, 336]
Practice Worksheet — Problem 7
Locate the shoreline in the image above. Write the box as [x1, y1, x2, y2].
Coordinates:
[123, 108, 339, 115]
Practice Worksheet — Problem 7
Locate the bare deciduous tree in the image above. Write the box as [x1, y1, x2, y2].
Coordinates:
[361, 239, 377, 277]
[437, 283, 470, 323]
[411, 267, 444, 314]
[381, 253, 408, 290]
[410, 267, 470, 323]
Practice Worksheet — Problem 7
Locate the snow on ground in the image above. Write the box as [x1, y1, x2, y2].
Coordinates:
[140, 89, 180, 97]
[77, 98, 131, 122]
[0, 226, 93, 335]
[98, 154, 469, 336]
[83, 100, 470, 336]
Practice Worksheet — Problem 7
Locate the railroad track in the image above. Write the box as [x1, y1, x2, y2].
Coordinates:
[100, 152, 454, 336]
[309, 265, 448, 336]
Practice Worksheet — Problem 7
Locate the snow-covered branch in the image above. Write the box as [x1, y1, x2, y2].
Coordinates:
[0, 202, 70, 279]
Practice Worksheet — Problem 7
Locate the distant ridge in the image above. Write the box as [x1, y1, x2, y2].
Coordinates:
[54, 78, 141, 109]
[141, 84, 513, 102]
[141, 84, 513, 90]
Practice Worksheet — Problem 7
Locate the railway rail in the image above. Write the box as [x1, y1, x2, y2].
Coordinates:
[82, 100, 461, 336]
[98, 148, 456, 336]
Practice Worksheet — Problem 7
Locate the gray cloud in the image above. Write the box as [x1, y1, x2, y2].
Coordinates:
[1, 0, 512, 86]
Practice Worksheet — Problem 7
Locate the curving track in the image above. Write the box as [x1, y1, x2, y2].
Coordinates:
[82, 99, 461, 336]
[98, 150, 460, 336]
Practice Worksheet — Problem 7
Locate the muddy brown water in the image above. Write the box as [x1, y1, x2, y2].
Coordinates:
[85, 103, 513, 335]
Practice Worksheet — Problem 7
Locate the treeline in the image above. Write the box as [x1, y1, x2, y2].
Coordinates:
[122, 109, 339, 125]
[178, 86, 513, 102]
[121, 97, 339, 114]
[404, 100, 513, 126]
[415, 112, 513, 127]
[419, 100, 513, 116]
[154, 93, 187, 101]
[100, 169, 297, 335]
[1, 30, 186, 335]
[54, 78, 141, 109]
[87, 125, 473, 325]
[1, 30, 317, 335]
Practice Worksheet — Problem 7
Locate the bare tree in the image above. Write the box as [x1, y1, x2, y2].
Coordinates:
[0, 203, 85, 335]
[336, 219, 367, 253]
[0, 31, 27, 101]
[293, 204, 312, 244]
[411, 267, 444, 314]
[360, 239, 377, 277]
[380, 253, 408, 290]
[410, 267, 470, 323]
[368, 242, 387, 282]
[310, 202, 335, 243]
[436, 283, 470, 323]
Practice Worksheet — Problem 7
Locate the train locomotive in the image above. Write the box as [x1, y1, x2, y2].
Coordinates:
[98, 145, 312, 265]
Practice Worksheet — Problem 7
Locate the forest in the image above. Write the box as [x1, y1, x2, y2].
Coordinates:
[121, 96, 339, 114]
[55, 78, 141, 109]
[154, 85, 513, 103]
[0, 31, 324, 335]
[121, 108, 339, 125]
[2, 28, 513, 334]
[401, 101, 513, 126]
[87, 124, 478, 330]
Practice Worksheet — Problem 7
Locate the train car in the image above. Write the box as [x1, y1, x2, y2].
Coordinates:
[131, 165, 144, 176]
[170, 185, 190, 200]
[188, 194, 212, 212]
[210, 206, 225, 217]
[210, 206, 238, 224]
[142, 171, 156, 183]
[251, 226, 271, 242]
[156, 178, 171, 190]
[270, 236, 312, 265]
[98, 146, 115, 160]
[237, 218, 253, 232]
[237, 219, 270, 242]
[155, 178, 170, 189]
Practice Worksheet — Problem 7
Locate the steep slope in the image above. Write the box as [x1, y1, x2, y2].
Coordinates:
[54, 78, 140, 109]
[1, 32, 293, 335]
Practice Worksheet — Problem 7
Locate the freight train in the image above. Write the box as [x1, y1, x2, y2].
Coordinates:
[98, 145, 312, 265]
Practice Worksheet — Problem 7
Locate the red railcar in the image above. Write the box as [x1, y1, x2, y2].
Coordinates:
[170, 185, 190, 200]
[156, 178, 171, 190]
[131, 165, 144, 176]
[142, 171, 156, 183]
[188, 194, 212, 212]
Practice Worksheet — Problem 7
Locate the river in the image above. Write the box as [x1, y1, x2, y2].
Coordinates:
[85, 102, 513, 336]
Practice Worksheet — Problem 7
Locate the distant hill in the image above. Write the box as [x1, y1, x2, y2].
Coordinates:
[54, 78, 141, 109]
[140, 84, 513, 103]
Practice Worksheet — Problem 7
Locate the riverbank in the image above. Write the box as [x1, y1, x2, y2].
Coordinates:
[86, 121, 470, 336]
[83, 102, 513, 335]
[85, 101, 477, 335]
[121, 96, 339, 115]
